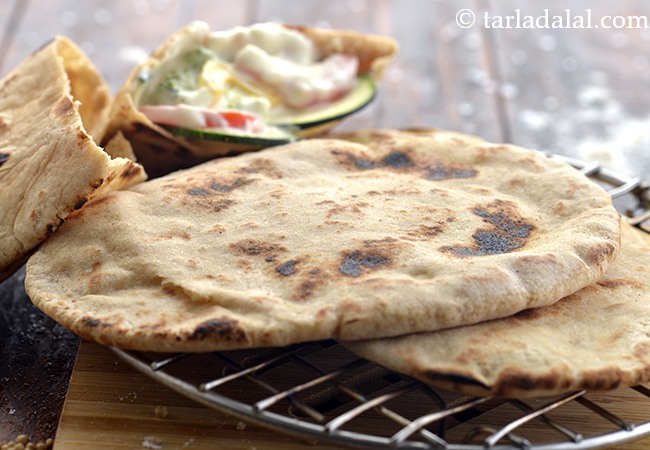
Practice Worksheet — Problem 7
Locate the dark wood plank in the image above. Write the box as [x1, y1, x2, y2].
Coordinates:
[0, 269, 80, 444]
[487, 0, 650, 179]
[55, 342, 349, 450]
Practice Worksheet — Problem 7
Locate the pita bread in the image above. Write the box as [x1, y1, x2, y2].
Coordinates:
[0, 37, 146, 281]
[26, 129, 620, 352]
[53, 36, 113, 142]
[102, 21, 398, 177]
[346, 221, 650, 399]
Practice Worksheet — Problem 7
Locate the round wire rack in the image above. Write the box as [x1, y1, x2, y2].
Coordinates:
[113, 153, 650, 450]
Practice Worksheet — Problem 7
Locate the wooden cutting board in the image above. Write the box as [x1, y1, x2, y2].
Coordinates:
[54, 342, 650, 450]
[54, 342, 348, 449]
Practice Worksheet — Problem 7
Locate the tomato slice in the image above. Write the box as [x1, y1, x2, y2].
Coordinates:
[219, 110, 257, 129]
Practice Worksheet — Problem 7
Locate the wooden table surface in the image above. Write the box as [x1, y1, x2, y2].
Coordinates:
[1, 0, 649, 448]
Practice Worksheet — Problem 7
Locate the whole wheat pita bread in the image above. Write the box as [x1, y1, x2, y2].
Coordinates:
[102, 21, 398, 177]
[26, 129, 619, 352]
[0, 37, 146, 281]
[346, 221, 649, 399]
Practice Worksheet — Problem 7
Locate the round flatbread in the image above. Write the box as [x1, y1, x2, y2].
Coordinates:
[26, 129, 620, 352]
[0, 36, 146, 281]
[346, 221, 649, 398]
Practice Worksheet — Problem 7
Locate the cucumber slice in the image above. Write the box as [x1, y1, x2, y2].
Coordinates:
[163, 125, 294, 146]
[161, 75, 376, 146]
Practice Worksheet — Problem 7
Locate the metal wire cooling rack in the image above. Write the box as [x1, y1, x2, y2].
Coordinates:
[112, 154, 650, 450]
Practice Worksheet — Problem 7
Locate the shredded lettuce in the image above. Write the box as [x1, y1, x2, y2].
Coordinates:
[148, 47, 216, 105]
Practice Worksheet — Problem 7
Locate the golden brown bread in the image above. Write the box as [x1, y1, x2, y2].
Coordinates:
[346, 221, 649, 399]
[25, 129, 620, 352]
[0, 36, 146, 281]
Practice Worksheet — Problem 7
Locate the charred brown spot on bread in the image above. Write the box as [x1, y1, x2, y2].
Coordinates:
[45, 217, 65, 236]
[327, 202, 370, 219]
[121, 163, 143, 180]
[509, 178, 526, 189]
[209, 224, 226, 234]
[276, 259, 298, 276]
[331, 149, 377, 169]
[170, 173, 251, 197]
[295, 268, 328, 299]
[426, 163, 478, 180]
[239, 158, 284, 179]
[581, 240, 618, 267]
[74, 198, 88, 210]
[494, 367, 568, 397]
[403, 223, 447, 241]
[596, 277, 645, 290]
[189, 318, 247, 342]
[180, 185, 234, 211]
[578, 367, 624, 391]
[56, 96, 75, 118]
[331, 148, 478, 181]
[210, 177, 254, 192]
[441, 200, 534, 257]
[332, 149, 416, 171]
[382, 150, 415, 168]
[157, 231, 191, 241]
[230, 239, 287, 258]
[339, 251, 391, 277]
[0, 153, 10, 166]
[88, 261, 103, 291]
[80, 316, 102, 328]
[473, 144, 507, 164]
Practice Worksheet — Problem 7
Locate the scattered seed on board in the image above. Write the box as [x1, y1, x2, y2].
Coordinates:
[0, 435, 53, 450]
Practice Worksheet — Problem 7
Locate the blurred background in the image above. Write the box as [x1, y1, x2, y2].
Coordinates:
[0, 0, 649, 445]
[1, 0, 649, 178]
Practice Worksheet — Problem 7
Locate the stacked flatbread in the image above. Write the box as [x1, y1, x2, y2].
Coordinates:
[3, 27, 646, 401]
[25, 129, 621, 354]
[0, 37, 146, 281]
[345, 221, 650, 398]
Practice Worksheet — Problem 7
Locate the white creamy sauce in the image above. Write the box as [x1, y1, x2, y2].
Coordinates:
[138, 23, 359, 136]
[205, 23, 318, 64]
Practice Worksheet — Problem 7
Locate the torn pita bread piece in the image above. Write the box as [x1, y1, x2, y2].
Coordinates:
[26, 129, 620, 352]
[0, 36, 146, 281]
[53, 36, 113, 142]
[102, 21, 398, 177]
[346, 222, 650, 399]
